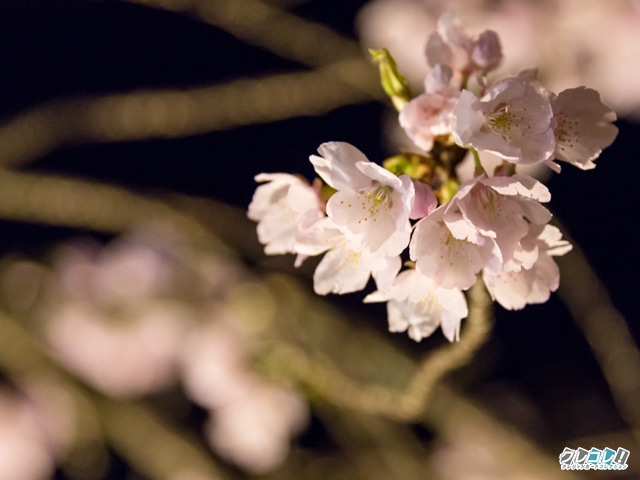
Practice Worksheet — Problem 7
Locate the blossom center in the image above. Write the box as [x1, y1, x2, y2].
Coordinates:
[354, 183, 393, 224]
[487, 103, 528, 142]
[418, 294, 442, 316]
[475, 187, 501, 214]
[554, 114, 579, 152]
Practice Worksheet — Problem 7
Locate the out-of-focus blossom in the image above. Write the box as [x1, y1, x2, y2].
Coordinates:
[42, 234, 194, 398]
[45, 302, 189, 398]
[4, 225, 309, 473]
[55, 236, 174, 306]
[0, 387, 66, 480]
[427, 11, 502, 81]
[205, 381, 308, 475]
[180, 312, 253, 410]
[357, 0, 640, 118]
[180, 307, 308, 474]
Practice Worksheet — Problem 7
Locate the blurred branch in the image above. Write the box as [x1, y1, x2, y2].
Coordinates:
[0, 0, 382, 169]
[425, 385, 585, 480]
[312, 405, 440, 480]
[0, 309, 227, 480]
[262, 279, 493, 421]
[263, 0, 312, 7]
[0, 168, 230, 255]
[555, 220, 640, 444]
[125, 0, 364, 69]
[0, 58, 380, 169]
[262, 274, 585, 480]
[94, 397, 224, 480]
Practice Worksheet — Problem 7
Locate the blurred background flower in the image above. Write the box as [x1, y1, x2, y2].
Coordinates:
[357, 0, 640, 118]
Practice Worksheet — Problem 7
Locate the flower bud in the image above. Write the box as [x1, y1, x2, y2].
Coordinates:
[472, 30, 502, 72]
[370, 48, 412, 111]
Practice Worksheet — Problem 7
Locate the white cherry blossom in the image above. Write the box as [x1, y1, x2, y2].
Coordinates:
[312, 242, 401, 295]
[248, 173, 323, 256]
[294, 217, 401, 295]
[365, 268, 468, 342]
[399, 91, 459, 152]
[546, 86, 618, 171]
[310, 142, 415, 257]
[453, 77, 555, 164]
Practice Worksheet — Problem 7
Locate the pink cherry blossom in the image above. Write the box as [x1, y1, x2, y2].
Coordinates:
[205, 381, 308, 475]
[399, 88, 460, 152]
[180, 312, 308, 475]
[427, 11, 502, 79]
[410, 206, 501, 290]
[453, 77, 555, 164]
[546, 86, 618, 171]
[45, 302, 188, 398]
[483, 224, 572, 310]
[310, 142, 415, 257]
[0, 389, 58, 480]
[471, 30, 503, 73]
[410, 179, 438, 219]
[365, 268, 468, 341]
[442, 174, 552, 268]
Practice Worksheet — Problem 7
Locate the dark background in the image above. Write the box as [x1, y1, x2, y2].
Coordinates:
[0, 0, 637, 477]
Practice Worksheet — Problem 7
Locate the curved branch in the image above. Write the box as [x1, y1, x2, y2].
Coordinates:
[264, 279, 493, 421]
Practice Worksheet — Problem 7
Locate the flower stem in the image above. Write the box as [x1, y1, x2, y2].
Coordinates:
[470, 147, 486, 176]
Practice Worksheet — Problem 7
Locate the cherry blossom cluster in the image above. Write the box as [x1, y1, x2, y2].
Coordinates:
[248, 12, 617, 343]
